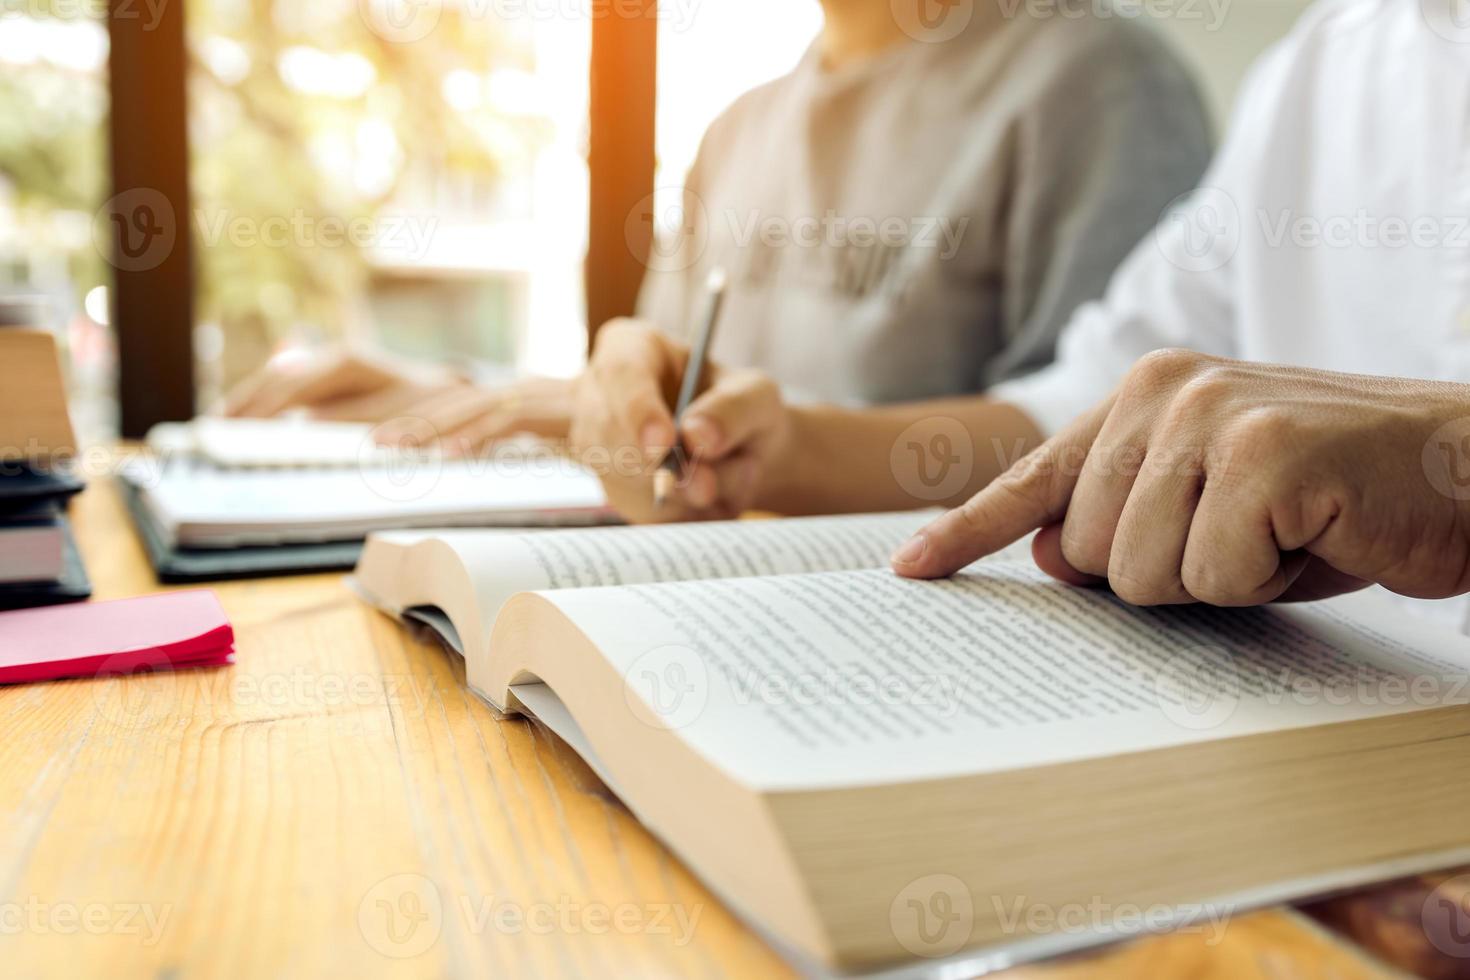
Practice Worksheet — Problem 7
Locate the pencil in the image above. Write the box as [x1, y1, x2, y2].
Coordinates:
[654, 267, 728, 508]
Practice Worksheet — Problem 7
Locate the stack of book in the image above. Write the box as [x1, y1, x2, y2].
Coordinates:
[0, 463, 89, 610]
[0, 327, 90, 610]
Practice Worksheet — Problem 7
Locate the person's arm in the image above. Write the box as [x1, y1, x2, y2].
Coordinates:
[763, 65, 1264, 519]
[764, 34, 1217, 517]
[222, 350, 575, 454]
[575, 149, 1253, 525]
[754, 397, 1042, 515]
[573, 31, 1314, 526]
[570, 320, 1042, 523]
[222, 349, 468, 421]
[574, 116, 1261, 523]
[892, 350, 1470, 609]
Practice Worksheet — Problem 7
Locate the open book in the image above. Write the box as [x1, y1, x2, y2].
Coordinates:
[351, 512, 1470, 974]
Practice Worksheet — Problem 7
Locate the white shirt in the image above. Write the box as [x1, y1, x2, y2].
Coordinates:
[990, 0, 1470, 627]
[993, 0, 1470, 434]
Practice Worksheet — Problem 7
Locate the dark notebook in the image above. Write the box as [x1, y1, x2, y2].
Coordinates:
[120, 480, 363, 582]
[1, 499, 63, 526]
[0, 462, 85, 512]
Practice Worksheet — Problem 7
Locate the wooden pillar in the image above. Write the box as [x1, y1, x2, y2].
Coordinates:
[106, 0, 195, 436]
[585, 0, 658, 348]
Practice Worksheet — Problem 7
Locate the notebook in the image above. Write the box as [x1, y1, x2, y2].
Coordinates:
[119, 479, 366, 582]
[121, 419, 614, 581]
[0, 590, 233, 683]
[352, 512, 1470, 974]
[122, 456, 612, 550]
[148, 417, 398, 468]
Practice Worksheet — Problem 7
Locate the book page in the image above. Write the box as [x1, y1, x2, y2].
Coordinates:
[358, 511, 947, 667]
[502, 510, 943, 589]
[541, 561, 1470, 789]
[384, 510, 941, 621]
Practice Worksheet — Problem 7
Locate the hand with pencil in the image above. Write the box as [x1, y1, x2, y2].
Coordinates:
[571, 271, 795, 523]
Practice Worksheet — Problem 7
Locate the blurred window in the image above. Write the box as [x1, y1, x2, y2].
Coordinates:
[0, 8, 112, 442]
[654, 1, 820, 227]
[188, 0, 593, 403]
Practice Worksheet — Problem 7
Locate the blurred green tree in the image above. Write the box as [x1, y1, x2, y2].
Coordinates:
[0, 0, 551, 393]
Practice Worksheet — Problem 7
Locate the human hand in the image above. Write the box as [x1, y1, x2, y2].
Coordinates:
[371, 376, 575, 457]
[892, 350, 1470, 606]
[222, 350, 462, 423]
[570, 319, 793, 523]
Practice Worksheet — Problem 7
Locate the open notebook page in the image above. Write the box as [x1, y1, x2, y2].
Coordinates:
[538, 560, 1470, 790]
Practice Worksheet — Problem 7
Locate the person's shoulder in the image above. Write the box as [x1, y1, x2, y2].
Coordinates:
[968, 9, 1207, 132]
[716, 68, 804, 122]
[1222, 0, 1397, 122]
[692, 52, 815, 160]
[1276, 0, 1396, 44]
[1003, 10, 1199, 94]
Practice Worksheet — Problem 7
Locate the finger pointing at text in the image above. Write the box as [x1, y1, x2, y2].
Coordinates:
[892, 350, 1470, 609]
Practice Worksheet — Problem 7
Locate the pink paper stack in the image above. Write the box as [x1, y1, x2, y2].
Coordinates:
[0, 590, 234, 684]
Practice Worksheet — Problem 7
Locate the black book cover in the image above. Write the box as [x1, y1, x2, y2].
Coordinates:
[0, 462, 85, 514]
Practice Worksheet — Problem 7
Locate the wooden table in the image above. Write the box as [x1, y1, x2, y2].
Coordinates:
[2, 480, 1466, 979]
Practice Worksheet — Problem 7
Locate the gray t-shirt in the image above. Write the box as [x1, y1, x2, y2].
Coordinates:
[636, 12, 1212, 405]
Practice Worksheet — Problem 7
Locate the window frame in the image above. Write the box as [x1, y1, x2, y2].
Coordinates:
[106, 0, 657, 435]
